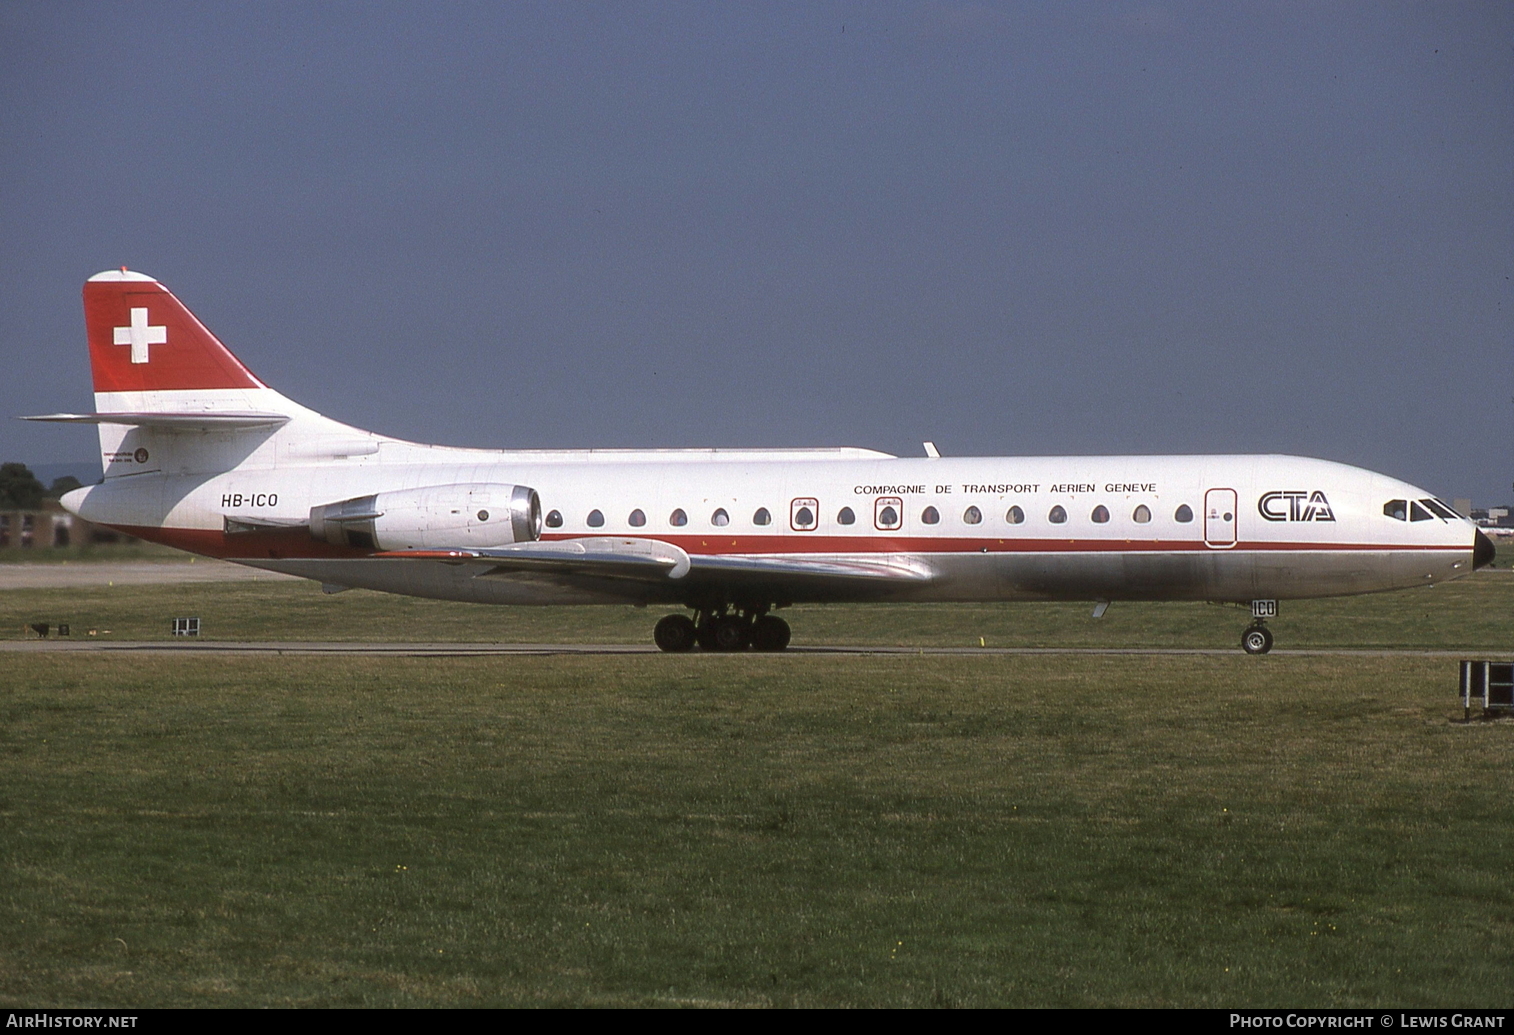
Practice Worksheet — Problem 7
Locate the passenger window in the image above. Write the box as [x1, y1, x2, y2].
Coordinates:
[1410, 501, 1432, 522]
[1091, 505, 1110, 524]
[1049, 505, 1067, 524]
[628, 509, 646, 527]
[838, 507, 855, 525]
[753, 507, 772, 526]
[1175, 505, 1194, 523]
[1006, 505, 1024, 525]
[1133, 505, 1151, 524]
[545, 509, 563, 529]
[587, 509, 605, 528]
[875, 496, 903, 530]
[1383, 500, 1407, 521]
[963, 506, 982, 525]
[712, 508, 730, 527]
[922, 506, 940, 525]
[791, 498, 819, 531]
[670, 508, 688, 527]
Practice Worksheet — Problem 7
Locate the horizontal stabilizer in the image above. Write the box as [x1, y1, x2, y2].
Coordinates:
[23, 412, 290, 430]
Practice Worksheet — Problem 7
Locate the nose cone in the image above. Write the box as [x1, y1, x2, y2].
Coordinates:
[1473, 529, 1496, 570]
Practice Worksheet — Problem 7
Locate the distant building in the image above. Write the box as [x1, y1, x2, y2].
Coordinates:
[1465, 503, 1514, 534]
[0, 499, 135, 550]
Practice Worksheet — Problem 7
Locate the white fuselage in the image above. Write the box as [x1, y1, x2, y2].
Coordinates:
[65, 386, 1481, 608]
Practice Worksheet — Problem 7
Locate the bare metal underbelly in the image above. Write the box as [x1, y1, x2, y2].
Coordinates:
[245, 547, 1464, 606]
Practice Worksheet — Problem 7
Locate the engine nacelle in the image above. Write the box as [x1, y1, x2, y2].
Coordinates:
[309, 484, 542, 551]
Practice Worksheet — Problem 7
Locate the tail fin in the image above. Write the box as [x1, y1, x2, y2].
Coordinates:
[26, 269, 378, 480]
[84, 269, 265, 394]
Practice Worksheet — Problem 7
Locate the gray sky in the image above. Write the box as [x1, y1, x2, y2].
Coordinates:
[3, 2, 1510, 504]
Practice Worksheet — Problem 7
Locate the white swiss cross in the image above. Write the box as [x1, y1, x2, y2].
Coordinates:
[113, 307, 167, 364]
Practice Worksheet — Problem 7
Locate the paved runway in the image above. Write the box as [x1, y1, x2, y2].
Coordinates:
[1, 639, 1506, 658]
[0, 560, 298, 589]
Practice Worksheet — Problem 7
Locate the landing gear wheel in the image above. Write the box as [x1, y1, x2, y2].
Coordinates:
[711, 615, 751, 652]
[750, 615, 791, 652]
[1241, 626, 1274, 655]
[695, 618, 718, 651]
[654, 614, 697, 653]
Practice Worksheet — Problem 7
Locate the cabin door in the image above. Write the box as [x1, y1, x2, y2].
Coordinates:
[1204, 488, 1238, 549]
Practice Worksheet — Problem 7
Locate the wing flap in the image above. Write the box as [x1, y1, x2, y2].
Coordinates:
[686, 554, 933, 583]
[372, 539, 934, 599]
[376, 537, 692, 582]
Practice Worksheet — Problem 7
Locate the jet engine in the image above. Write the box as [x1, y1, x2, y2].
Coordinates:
[309, 484, 542, 551]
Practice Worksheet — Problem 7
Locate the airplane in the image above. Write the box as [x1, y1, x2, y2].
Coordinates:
[25, 269, 1495, 654]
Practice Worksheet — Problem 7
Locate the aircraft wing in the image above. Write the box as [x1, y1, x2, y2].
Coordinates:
[376, 537, 692, 582]
[374, 538, 935, 600]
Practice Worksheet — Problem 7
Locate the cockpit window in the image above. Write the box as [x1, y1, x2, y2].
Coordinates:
[1423, 499, 1459, 520]
[1383, 500, 1407, 521]
[1409, 501, 1433, 522]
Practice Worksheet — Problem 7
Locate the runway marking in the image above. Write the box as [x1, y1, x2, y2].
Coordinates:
[1, 640, 1508, 659]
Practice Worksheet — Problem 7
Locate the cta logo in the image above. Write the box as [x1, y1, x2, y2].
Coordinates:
[1258, 490, 1334, 522]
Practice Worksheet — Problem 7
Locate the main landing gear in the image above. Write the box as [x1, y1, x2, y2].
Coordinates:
[653, 608, 791, 653]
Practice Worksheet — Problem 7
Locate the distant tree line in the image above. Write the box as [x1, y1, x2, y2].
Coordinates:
[0, 463, 83, 509]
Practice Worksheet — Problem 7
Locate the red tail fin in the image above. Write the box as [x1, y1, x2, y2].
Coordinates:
[84, 270, 264, 393]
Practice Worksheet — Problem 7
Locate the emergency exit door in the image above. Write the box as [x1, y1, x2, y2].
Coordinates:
[1204, 488, 1237, 548]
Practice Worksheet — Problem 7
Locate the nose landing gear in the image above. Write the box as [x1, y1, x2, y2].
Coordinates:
[1241, 599, 1277, 654]
[1241, 624, 1274, 655]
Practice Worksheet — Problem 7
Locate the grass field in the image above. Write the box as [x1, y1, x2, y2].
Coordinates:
[1, 569, 1511, 1006]
[3, 563, 1513, 650]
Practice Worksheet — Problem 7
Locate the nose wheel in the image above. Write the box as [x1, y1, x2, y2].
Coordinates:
[1241, 624, 1274, 655]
